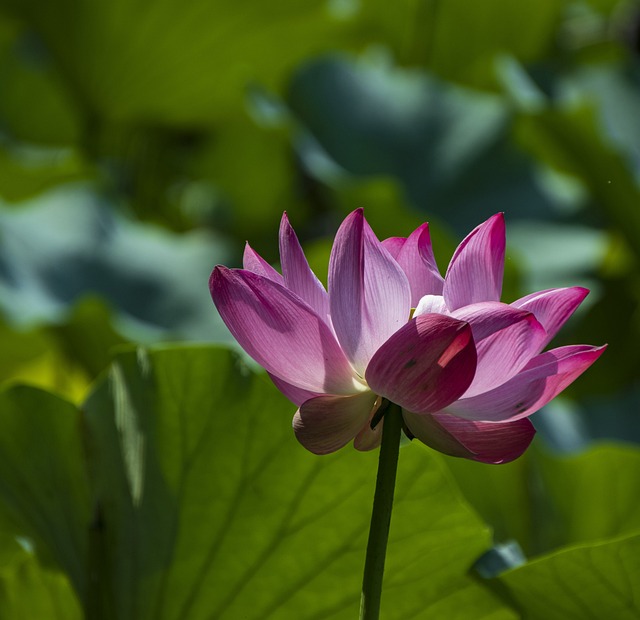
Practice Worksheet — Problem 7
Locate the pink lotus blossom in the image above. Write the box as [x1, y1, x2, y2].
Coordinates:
[210, 210, 605, 464]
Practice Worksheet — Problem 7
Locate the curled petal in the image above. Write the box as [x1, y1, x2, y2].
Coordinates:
[293, 392, 378, 455]
[329, 209, 411, 375]
[391, 223, 444, 306]
[444, 213, 505, 310]
[210, 266, 359, 394]
[512, 287, 589, 349]
[366, 314, 477, 414]
[445, 344, 607, 422]
[243, 243, 284, 285]
[353, 397, 385, 452]
[403, 411, 535, 464]
[279, 213, 330, 324]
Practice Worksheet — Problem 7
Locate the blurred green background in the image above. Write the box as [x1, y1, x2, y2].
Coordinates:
[0, 0, 639, 618]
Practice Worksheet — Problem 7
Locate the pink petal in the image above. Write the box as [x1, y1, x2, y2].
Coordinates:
[210, 266, 359, 394]
[445, 344, 607, 422]
[511, 287, 589, 349]
[443, 213, 505, 311]
[243, 243, 284, 285]
[403, 410, 535, 464]
[381, 236, 405, 259]
[353, 398, 385, 451]
[329, 209, 411, 375]
[279, 213, 330, 324]
[366, 314, 477, 414]
[451, 301, 535, 341]
[293, 392, 378, 455]
[460, 310, 546, 397]
[391, 223, 444, 306]
[268, 373, 322, 407]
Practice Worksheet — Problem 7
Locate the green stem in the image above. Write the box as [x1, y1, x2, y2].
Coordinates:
[360, 402, 403, 620]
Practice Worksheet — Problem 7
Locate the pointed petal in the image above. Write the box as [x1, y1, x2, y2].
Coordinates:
[293, 392, 378, 455]
[381, 236, 405, 259]
[403, 410, 535, 464]
[268, 373, 322, 407]
[366, 314, 477, 414]
[279, 213, 330, 323]
[512, 287, 589, 348]
[445, 345, 607, 422]
[393, 223, 444, 306]
[210, 266, 359, 394]
[243, 243, 284, 285]
[461, 311, 546, 397]
[415, 294, 448, 316]
[329, 209, 411, 375]
[444, 213, 505, 310]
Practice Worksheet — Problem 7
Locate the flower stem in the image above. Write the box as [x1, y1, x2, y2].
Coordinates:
[360, 401, 403, 620]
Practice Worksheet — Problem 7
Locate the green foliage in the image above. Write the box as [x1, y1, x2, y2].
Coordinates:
[0, 346, 507, 618]
[497, 532, 640, 619]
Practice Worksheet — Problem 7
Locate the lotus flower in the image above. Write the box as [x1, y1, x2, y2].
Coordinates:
[210, 210, 604, 464]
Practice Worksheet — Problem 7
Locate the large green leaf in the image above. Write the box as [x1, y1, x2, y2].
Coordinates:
[497, 532, 640, 619]
[445, 443, 640, 556]
[0, 386, 90, 602]
[83, 345, 512, 619]
[1, 0, 352, 125]
[0, 552, 81, 620]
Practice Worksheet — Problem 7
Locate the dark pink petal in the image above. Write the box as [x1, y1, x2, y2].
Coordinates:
[512, 287, 589, 349]
[210, 266, 359, 394]
[443, 213, 505, 311]
[403, 410, 535, 464]
[366, 314, 477, 414]
[329, 209, 411, 375]
[279, 213, 330, 324]
[445, 344, 607, 422]
[268, 373, 323, 407]
[462, 311, 546, 397]
[293, 392, 378, 455]
[392, 223, 444, 306]
[243, 243, 284, 285]
[381, 236, 406, 259]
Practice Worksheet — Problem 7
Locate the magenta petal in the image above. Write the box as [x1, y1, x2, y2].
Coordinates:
[392, 223, 444, 306]
[210, 266, 358, 394]
[293, 392, 378, 455]
[443, 213, 505, 310]
[366, 314, 477, 414]
[381, 236, 406, 259]
[403, 410, 535, 464]
[512, 287, 589, 349]
[446, 344, 607, 422]
[279, 213, 330, 324]
[268, 373, 323, 407]
[462, 311, 546, 397]
[243, 243, 284, 285]
[329, 209, 411, 375]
